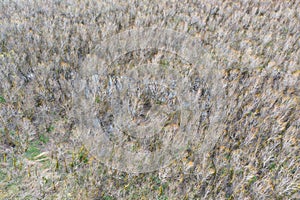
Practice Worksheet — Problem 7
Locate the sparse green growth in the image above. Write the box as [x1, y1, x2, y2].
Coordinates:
[248, 176, 258, 185]
[268, 163, 276, 170]
[159, 59, 169, 67]
[78, 146, 89, 164]
[0, 170, 7, 181]
[95, 96, 101, 103]
[25, 142, 41, 160]
[46, 125, 55, 133]
[39, 133, 49, 144]
[0, 96, 6, 103]
[103, 195, 114, 200]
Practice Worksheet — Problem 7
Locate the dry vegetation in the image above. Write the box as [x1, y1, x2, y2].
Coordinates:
[0, 0, 299, 199]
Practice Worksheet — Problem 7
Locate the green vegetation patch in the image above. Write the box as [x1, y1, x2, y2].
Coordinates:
[25, 142, 41, 160]
[0, 96, 6, 103]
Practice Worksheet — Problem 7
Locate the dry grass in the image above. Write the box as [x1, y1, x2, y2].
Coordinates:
[0, 0, 299, 199]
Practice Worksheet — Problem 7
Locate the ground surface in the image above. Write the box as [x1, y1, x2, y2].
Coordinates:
[0, 0, 299, 199]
